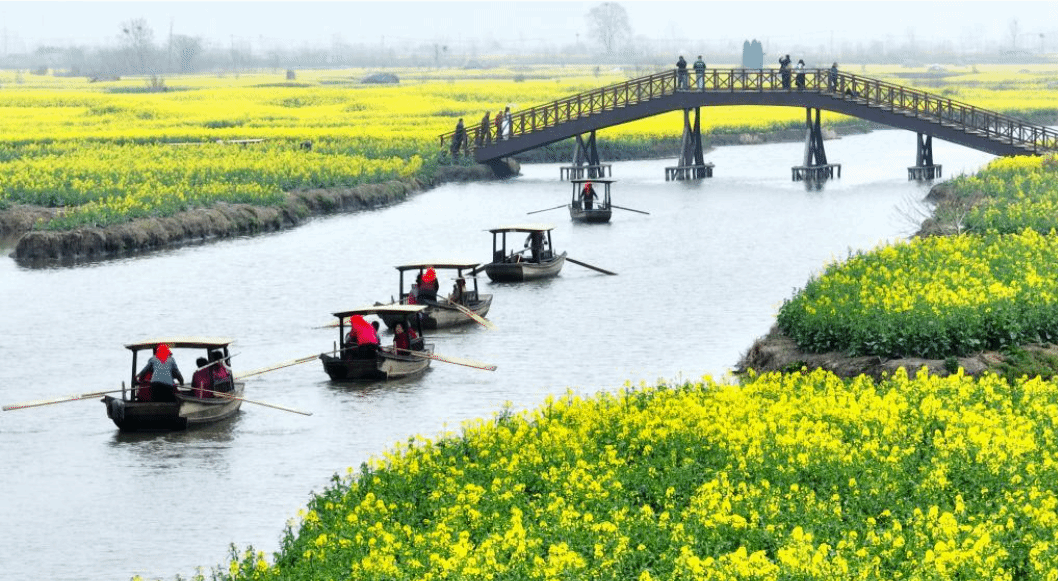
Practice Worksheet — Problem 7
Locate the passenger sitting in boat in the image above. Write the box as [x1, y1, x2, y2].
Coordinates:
[136, 344, 183, 402]
[419, 267, 439, 302]
[191, 357, 213, 398]
[408, 280, 420, 304]
[449, 277, 466, 304]
[581, 182, 597, 210]
[136, 371, 152, 401]
[345, 315, 381, 358]
[393, 321, 414, 351]
[209, 350, 232, 392]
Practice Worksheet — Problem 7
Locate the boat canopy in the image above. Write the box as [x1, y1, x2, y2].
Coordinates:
[569, 178, 616, 185]
[124, 337, 235, 351]
[487, 224, 554, 234]
[394, 261, 481, 272]
[332, 305, 427, 319]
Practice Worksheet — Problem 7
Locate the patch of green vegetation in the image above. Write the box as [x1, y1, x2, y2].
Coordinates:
[994, 345, 1058, 384]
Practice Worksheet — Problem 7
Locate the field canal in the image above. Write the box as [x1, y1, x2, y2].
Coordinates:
[0, 129, 994, 581]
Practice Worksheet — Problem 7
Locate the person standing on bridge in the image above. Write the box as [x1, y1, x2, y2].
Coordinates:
[795, 59, 806, 90]
[502, 106, 512, 140]
[828, 62, 839, 92]
[694, 55, 706, 90]
[450, 118, 466, 157]
[495, 109, 504, 141]
[479, 111, 491, 145]
[676, 55, 689, 89]
[779, 54, 791, 89]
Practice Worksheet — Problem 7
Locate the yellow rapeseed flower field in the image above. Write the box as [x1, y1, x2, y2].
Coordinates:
[4, 64, 1055, 230]
[221, 369, 1058, 580]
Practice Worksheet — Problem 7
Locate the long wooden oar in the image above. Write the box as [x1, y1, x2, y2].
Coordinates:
[566, 257, 617, 275]
[192, 352, 240, 373]
[395, 348, 497, 371]
[236, 353, 321, 379]
[3, 388, 128, 411]
[439, 297, 498, 330]
[526, 204, 566, 215]
[611, 204, 650, 215]
[196, 386, 313, 416]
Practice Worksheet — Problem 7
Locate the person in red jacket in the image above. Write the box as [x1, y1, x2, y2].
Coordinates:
[345, 315, 380, 358]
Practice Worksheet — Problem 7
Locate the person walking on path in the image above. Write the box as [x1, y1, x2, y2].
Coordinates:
[693, 55, 706, 90]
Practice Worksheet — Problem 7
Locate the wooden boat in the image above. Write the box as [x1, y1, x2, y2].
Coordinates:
[319, 305, 435, 381]
[569, 178, 614, 223]
[376, 261, 493, 330]
[482, 224, 567, 282]
[102, 338, 244, 431]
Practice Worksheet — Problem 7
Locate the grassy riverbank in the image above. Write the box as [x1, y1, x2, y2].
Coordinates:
[739, 152, 1058, 382]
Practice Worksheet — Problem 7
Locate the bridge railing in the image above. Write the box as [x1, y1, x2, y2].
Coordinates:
[834, 74, 1058, 153]
[440, 68, 1058, 156]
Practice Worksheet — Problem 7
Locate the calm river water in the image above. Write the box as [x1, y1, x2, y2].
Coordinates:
[0, 130, 994, 581]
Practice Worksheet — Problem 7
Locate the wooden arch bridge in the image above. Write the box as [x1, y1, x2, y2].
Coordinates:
[440, 67, 1058, 181]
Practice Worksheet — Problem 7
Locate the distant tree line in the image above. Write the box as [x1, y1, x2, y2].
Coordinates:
[1, 8, 1051, 79]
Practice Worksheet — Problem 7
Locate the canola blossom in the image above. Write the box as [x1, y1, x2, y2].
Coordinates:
[0, 68, 811, 230]
[220, 369, 1058, 580]
[4, 64, 1055, 230]
[951, 154, 1058, 234]
[776, 228, 1058, 358]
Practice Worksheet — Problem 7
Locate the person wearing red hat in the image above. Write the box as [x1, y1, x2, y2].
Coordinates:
[581, 181, 597, 210]
[419, 267, 439, 303]
[137, 343, 184, 402]
[344, 315, 381, 358]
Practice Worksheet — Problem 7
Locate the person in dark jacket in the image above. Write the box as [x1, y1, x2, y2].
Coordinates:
[137, 344, 183, 402]
[676, 55, 688, 89]
[693, 55, 706, 90]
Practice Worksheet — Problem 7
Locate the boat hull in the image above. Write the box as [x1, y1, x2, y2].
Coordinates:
[378, 295, 493, 330]
[569, 205, 612, 223]
[485, 252, 566, 282]
[320, 344, 433, 381]
[102, 383, 245, 431]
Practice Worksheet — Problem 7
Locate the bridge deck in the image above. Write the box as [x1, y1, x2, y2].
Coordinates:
[442, 68, 1058, 161]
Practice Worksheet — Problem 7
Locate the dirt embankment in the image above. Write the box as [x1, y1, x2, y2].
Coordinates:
[733, 324, 1035, 381]
[2, 161, 515, 266]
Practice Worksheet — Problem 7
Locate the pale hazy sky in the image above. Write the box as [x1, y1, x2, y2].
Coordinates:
[1, 1, 1055, 52]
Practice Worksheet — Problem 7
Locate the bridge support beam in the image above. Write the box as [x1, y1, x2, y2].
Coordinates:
[666, 107, 714, 181]
[560, 131, 612, 180]
[908, 133, 942, 180]
[792, 107, 840, 182]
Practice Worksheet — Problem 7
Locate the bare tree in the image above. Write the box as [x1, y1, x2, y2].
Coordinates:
[586, 2, 632, 58]
[171, 34, 201, 73]
[120, 17, 155, 73]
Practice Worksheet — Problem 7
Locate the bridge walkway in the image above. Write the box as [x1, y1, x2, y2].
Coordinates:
[440, 68, 1058, 163]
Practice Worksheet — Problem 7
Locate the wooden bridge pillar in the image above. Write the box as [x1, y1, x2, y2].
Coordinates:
[908, 132, 942, 180]
[560, 131, 612, 180]
[665, 107, 714, 181]
[792, 107, 841, 182]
